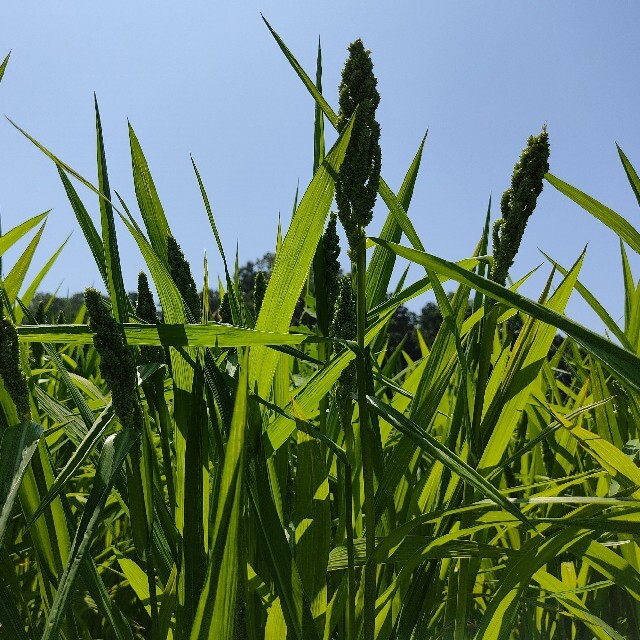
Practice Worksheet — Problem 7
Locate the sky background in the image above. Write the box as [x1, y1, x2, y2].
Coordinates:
[1, 2, 639, 334]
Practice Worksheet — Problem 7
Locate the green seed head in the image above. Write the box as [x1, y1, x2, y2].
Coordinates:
[0, 316, 31, 421]
[219, 292, 232, 324]
[136, 272, 164, 365]
[335, 39, 382, 254]
[491, 126, 550, 286]
[167, 234, 200, 322]
[85, 288, 141, 430]
[57, 310, 66, 325]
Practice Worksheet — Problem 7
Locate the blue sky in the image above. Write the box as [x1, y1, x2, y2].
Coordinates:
[1, 2, 639, 332]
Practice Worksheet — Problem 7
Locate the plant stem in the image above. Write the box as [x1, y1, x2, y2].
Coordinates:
[344, 460, 357, 640]
[355, 235, 376, 639]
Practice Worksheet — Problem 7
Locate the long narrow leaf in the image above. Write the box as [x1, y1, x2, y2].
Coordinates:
[0, 421, 43, 548]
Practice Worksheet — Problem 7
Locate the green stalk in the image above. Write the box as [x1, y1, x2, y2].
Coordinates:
[354, 235, 375, 639]
[344, 460, 356, 640]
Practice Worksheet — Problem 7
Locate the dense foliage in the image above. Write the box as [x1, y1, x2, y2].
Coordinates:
[2, 22, 640, 640]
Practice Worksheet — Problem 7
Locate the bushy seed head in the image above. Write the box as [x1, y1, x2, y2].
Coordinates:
[167, 234, 200, 321]
[0, 315, 31, 421]
[136, 272, 158, 324]
[219, 292, 232, 324]
[335, 39, 382, 253]
[85, 288, 141, 430]
[491, 126, 550, 286]
[57, 310, 66, 325]
[136, 272, 165, 365]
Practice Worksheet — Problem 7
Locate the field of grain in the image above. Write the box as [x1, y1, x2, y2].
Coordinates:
[2, 21, 640, 640]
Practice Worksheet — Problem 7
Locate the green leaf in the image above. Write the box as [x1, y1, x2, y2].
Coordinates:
[190, 350, 249, 640]
[18, 322, 328, 348]
[366, 134, 427, 309]
[532, 569, 624, 640]
[3, 221, 46, 305]
[0, 210, 49, 258]
[540, 249, 631, 349]
[27, 404, 114, 527]
[0, 421, 43, 548]
[371, 238, 640, 394]
[617, 144, 640, 209]
[96, 96, 130, 323]
[248, 453, 321, 640]
[128, 123, 171, 265]
[0, 52, 9, 83]
[249, 112, 355, 397]
[0, 574, 28, 640]
[41, 429, 139, 640]
[14, 233, 70, 324]
[473, 528, 593, 640]
[567, 424, 640, 497]
[262, 16, 338, 127]
[367, 395, 532, 528]
[57, 167, 108, 287]
[546, 172, 640, 255]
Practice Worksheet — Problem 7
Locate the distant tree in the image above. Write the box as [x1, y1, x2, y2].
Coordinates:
[30, 291, 86, 322]
[418, 301, 444, 346]
[386, 305, 420, 363]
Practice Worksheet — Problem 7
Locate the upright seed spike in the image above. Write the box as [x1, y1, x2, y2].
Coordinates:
[167, 234, 200, 321]
[136, 272, 164, 365]
[335, 39, 382, 254]
[0, 314, 31, 421]
[85, 288, 141, 430]
[491, 126, 550, 286]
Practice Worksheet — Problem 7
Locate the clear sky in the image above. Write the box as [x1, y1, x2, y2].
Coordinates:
[1, 2, 639, 333]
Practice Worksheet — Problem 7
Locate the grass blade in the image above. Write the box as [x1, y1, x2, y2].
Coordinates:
[0, 210, 49, 258]
[41, 429, 139, 640]
[250, 111, 355, 397]
[3, 221, 46, 305]
[0, 421, 43, 548]
[367, 395, 532, 528]
[371, 238, 640, 394]
[129, 123, 171, 265]
[96, 96, 130, 322]
[546, 172, 640, 255]
[57, 167, 108, 286]
[0, 52, 9, 83]
[190, 350, 249, 640]
[617, 144, 640, 209]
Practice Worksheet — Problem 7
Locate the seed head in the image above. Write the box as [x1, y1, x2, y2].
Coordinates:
[491, 126, 550, 286]
[0, 316, 31, 421]
[167, 234, 200, 321]
[219, 292, 232, 324]
[136, 272, 165, 365]
[85, 288, 141, 430]
[335, 39, 382, 253]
